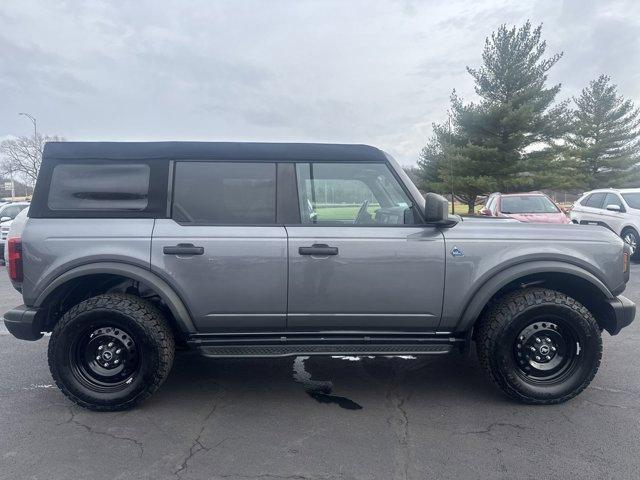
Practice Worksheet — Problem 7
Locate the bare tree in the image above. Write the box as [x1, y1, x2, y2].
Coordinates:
[1, 134, 64, 185]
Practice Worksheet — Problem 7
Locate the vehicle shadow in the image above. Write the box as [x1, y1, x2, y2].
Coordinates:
[149, 349, 505, 410]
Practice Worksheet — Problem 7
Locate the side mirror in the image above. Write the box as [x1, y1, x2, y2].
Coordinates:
[479, 207, 492, 216]
[606, 204, 621, 212]
[424, 193, 450, 223]
[0, 216, 10, 223]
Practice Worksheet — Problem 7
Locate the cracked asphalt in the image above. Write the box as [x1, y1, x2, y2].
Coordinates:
[1, 266, 639, 480]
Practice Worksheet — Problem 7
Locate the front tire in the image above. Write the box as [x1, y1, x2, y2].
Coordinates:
[48, 294, 175, 411]
[621, 227, 638, 258]
[476, 288, 602, 404]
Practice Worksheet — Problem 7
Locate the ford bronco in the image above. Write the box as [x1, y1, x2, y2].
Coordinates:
[3, 142, 635, 410]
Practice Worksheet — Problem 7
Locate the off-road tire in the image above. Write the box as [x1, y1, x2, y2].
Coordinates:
[48, 293, 175, 411]
[476, 287, 602, 404]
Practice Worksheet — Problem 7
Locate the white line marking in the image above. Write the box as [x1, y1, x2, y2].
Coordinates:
[23, 384, 54, 390]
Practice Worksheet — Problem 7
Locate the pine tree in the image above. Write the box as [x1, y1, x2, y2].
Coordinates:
[417, 21, 570, 213]
[566, 75, 640, 188]
[418, 120, 499, 213]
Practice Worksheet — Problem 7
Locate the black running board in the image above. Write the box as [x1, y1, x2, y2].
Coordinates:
[188, 332, 461, 358]
[197, 343, 453, 358]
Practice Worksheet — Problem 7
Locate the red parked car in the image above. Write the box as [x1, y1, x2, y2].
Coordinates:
[479, 192, 570, 224]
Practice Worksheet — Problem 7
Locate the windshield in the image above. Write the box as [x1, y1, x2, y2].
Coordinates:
[501, 195, 559, 214]
[622, 193, 640, 209]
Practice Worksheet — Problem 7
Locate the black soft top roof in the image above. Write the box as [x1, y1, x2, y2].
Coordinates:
[43, 141, 388, 162]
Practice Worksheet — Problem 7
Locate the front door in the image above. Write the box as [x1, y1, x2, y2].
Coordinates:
[599, 192, 626, 232]
[286, 161, 445, 331]
[151, 161, 287, 332]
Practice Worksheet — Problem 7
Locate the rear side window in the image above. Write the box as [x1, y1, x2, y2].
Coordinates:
[0, 204, 28, 219]
[584, 193, 605, 208]
[48, 164, 150, 211]
[172, 162, 276, 224]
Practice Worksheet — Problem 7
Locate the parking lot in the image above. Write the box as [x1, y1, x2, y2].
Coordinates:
[1, 266, 639, 480]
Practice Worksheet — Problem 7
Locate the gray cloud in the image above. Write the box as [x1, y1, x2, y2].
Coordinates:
[0, 0, 638, 165]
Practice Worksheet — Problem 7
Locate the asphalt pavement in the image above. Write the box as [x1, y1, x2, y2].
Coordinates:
[1, 266, 639, 480]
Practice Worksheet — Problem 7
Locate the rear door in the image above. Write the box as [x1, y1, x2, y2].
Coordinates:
[286, 161, 445, 331]
[578, 192, 606, 225]
[151, 161, 288, 332]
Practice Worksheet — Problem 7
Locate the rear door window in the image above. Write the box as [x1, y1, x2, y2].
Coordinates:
[584, 193, 605, 209]
[48, 163, 150, 211]
[172, 162, 276, 224]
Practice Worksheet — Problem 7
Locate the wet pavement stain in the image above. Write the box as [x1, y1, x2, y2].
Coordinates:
[292, 356, 363, 410]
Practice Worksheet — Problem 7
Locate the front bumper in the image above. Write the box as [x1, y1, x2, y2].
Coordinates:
[604, 295, 636, 335]
[3, 305, 43, 341]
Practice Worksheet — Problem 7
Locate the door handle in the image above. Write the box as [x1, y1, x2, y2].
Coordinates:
[298, 244, 339, 256]
[163, 243, 204, 255]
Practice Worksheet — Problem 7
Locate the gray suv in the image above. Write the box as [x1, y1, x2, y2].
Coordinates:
[3, 142, 635, 410]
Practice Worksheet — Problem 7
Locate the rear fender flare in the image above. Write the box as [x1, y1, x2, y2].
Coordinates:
[34, 262, 196, 334]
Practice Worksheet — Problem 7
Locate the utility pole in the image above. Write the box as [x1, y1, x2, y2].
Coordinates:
[18, 112, 37, 200]
[9, 168, 15, 201]
[447, 110, 454, 214]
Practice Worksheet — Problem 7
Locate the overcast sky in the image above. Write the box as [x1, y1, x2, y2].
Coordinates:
[1, 0, 639, 165]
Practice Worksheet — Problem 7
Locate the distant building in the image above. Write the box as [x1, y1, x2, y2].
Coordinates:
[0, 177, 33, 200]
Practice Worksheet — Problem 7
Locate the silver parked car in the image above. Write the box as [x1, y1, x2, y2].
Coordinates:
[570, 188, 640, 256]
[3, 142, 635, 410]
[0, 201, 30, 263]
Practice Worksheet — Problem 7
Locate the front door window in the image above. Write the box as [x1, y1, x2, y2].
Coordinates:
[295, 162, 418, 225]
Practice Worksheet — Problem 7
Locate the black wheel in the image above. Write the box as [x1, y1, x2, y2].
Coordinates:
[48, 294, 175, 411]
[476, 288, 602, 404]
[621, 228, 638, 258]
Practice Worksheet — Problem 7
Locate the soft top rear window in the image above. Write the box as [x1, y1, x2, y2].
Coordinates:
[48, 163, 150, 211]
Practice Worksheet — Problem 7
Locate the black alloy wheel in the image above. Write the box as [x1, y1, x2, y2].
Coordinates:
[70, 325, 140, 392]
[513, 319, 579, 384]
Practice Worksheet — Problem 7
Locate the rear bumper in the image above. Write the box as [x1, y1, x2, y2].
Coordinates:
[3, 305, 43, 341]
[605, 295, 635, 335]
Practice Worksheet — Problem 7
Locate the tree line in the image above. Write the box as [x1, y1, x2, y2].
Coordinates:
[1, 134, 63, 189]
[414, 21, 640, 213]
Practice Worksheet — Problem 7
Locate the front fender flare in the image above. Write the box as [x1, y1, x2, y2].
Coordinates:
[34, 262, 196, 334]
[455, 260, 614, 333]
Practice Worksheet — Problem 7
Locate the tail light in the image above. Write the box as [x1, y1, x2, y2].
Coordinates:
[7, 237, 23, 282]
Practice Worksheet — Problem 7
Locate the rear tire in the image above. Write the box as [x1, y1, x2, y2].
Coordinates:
[476, 288, 602, 404]
[48, 294, 175, 411]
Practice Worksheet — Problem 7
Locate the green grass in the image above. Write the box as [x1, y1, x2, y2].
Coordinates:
[451, 202, 483, 215]
[315, 204, 380, 221]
